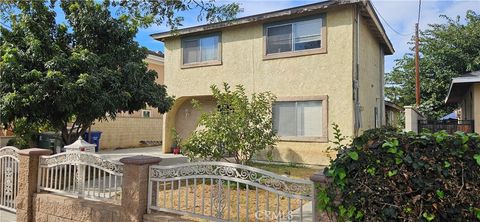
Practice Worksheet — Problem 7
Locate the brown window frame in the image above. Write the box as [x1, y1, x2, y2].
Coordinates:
[263, 15, 327, 60]
[273, 95, 328, 143]
[180, 32, 222, 69]
[142, 110, 151, 118]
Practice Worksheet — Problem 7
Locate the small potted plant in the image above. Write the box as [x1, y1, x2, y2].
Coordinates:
[171, 128, 182, 154]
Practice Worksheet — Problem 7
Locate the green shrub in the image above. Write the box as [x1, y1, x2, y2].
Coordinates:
[319, 127, 480, 221]
[182, 83, 277, 165]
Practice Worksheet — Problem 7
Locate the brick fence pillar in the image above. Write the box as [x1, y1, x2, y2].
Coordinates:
[120, 155, 161, 222]
[16, 148, 52, 222]
[310, 172, 331, 222]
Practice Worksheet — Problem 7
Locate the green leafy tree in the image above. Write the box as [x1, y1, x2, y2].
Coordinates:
[386, 11, 480, 119]
[110, 0, 241, 28]
[0, 0, 177, 145]
[0, 0, 241, 29]
[182, 83, 277, 165]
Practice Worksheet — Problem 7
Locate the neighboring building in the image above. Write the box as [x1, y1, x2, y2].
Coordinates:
[385, 101, 403, 128]
[0, 127, 14, 147]
[444, 70, 480, 133]
[90, 51, 166, 149]
[151, 0, 394, 165]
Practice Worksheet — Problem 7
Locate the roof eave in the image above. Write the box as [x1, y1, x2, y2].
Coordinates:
[360, 0, 394, 55]
[150, 1, 357, 41]
[145, 54, 164, 65]
[151, 0, 395, 55]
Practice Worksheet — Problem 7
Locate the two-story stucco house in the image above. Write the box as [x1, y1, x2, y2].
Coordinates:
[151, 0, 394, 165]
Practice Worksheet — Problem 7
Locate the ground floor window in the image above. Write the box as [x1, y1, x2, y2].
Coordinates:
[142, 110, 151, 118]
[273, 100, 323, 138]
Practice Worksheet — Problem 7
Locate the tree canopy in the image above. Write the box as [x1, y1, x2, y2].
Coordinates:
[0, 0, 241, 29]
[386, 11, 480, 119]
[0, 0, 181, 145]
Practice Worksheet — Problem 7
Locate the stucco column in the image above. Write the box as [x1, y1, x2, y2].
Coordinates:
[404, 106, 425, 132]
[310, 172, 333, 222]
[162, 113, 173, 153]
[120, 155, 161, 222]
[16, 148, 52, 222]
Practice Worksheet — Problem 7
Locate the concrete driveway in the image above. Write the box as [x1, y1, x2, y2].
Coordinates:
[0, 210, 15, 222]
[97, 146, 188, 166]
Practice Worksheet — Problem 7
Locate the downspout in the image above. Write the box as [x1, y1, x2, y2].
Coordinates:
[353, 5, 361, 136]
[379, 48, 385, 126]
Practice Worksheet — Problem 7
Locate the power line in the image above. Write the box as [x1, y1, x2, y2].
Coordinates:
[371, 2, 413, 37]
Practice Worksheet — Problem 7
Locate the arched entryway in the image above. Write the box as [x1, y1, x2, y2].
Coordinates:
[162, 95, 216, 153]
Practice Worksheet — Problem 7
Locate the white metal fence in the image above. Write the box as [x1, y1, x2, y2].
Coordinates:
[148, 162, 314, 222]
[38, 152, 123, 204]
[0, 146, 20, 212]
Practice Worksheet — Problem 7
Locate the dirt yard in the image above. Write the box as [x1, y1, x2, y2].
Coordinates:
[153, 181, 309, 221]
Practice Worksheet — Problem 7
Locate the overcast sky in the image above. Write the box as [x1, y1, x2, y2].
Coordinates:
[136, 0, 480, 73]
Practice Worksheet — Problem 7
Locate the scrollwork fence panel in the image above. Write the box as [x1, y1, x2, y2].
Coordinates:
[0, 146, 20, 212]
[38, 151, 123, 204]
[148, 162, 314, 222]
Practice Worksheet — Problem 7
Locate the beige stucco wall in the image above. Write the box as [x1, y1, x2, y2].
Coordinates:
[91, 117, 163, 149]
[474, 84, 480, 133]
[0, 136, 14, 147]
[174, 97, 216, 140]
[162, 8, 355, 165]
[385, 107, 403, 128]
[358, 15, 383, 132]
[404, 106, 425, 132]
[147, 59, 165, 85]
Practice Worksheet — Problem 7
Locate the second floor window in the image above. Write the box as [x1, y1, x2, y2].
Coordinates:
[182, 34, 220, 65]
[266, 17, 323, 55]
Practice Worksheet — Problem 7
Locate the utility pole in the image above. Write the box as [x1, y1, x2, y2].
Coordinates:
[415, 23, 420, 106]
[415, 0, 422, 107]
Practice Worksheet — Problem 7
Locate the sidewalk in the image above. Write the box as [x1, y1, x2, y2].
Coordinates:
[0, 210, 15, 222]
[97, 146, 188, 166]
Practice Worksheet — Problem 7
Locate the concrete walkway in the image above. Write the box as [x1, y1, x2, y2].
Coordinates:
[0, 210, 15, 222]
[97, 146, 189, 166]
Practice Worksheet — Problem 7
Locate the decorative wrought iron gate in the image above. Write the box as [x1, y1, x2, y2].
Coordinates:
[38, 152, 124, 204]
[0, 146, 20, 212]
[148, 162, 314, 222]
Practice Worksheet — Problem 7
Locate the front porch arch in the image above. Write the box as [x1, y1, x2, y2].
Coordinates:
[162, 95, 216, 153]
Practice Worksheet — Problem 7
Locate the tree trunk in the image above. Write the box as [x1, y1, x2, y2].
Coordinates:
[61, 123, 91, 145]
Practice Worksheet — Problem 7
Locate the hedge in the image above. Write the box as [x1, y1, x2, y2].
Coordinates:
[319, 126, 480, 221]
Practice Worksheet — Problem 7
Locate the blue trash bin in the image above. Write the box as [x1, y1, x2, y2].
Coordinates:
[83, 131, 102, 152]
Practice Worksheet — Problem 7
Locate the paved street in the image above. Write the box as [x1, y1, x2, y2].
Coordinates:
[0, 210, 15, 222]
